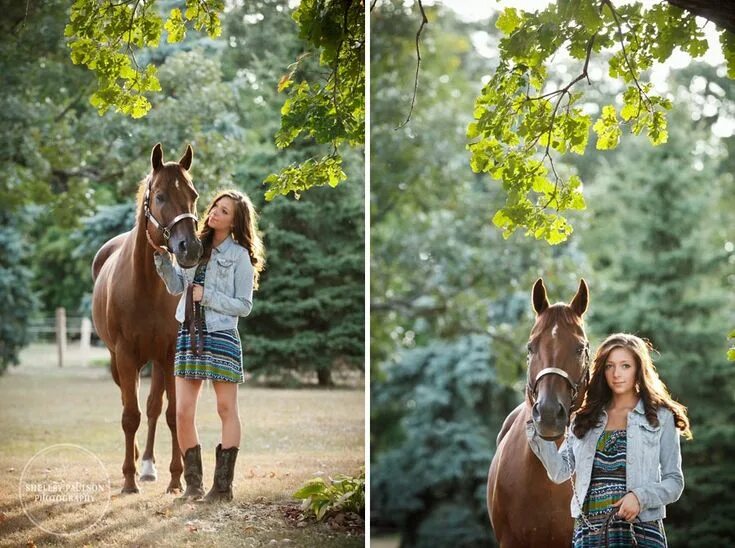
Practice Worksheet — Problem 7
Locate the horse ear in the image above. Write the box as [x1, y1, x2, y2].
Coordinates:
[179, 144, 193, 171]
[151, 143, 163, 171]
[532, 278, 549, 315]
[570, 278, 589, 317]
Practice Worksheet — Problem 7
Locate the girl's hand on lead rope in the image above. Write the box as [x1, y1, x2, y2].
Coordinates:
[612, 492, 641, 521]
[192, 284, 203, 302]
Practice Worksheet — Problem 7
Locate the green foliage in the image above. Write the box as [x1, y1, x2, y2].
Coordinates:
[267, 0, 365, 199]
[65, 0, 223, 118]
[0, 211, 38, 374]
[372, 336, 518, 547]
[245, 178, 364, 386]
[294, 469, 365, 521]
[264, 155, 346, 201]
[467, 1, 733, 244]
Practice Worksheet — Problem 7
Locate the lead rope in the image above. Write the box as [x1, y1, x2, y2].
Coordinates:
[562, 426, 638, 546]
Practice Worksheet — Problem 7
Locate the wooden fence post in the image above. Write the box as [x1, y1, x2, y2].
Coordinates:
[55, 307, 66, 368]
[80, 317, 92, 365]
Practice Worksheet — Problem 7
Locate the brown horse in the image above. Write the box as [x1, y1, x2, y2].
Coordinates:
[92, 143, 203, 493]
[487, 278, 590, 547]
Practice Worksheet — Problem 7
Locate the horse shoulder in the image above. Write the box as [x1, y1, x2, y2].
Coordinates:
[92, 231, 131, 282]
[496, 402, 526, 447]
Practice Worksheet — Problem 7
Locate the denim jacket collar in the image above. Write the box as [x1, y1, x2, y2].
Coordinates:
[212, 234, 235, 255]
[632, 397, 645, 415]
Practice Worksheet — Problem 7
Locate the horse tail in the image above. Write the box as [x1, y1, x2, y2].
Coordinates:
[92, 231, 130, 282]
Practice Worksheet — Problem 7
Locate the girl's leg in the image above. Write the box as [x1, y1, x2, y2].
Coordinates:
[212, 381, 241, 448]
[175, 377, 203, 452]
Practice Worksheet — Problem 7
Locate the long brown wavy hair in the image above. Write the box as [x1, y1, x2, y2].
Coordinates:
[198, 189, 265, 289]
[572, 333, 691, 440]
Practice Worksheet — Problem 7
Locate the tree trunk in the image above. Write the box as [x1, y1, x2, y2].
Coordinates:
[667, 0, 735, 34]
[317, 367, 334, 387]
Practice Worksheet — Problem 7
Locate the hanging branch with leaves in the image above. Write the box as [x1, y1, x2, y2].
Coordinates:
[466, 0, 733, 244]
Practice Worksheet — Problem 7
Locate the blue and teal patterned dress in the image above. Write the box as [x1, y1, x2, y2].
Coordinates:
[174, 262, 244, 383]
[573, 429, 667, 547]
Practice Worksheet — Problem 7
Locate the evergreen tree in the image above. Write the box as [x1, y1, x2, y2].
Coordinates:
[372, 335, 517, 547]
[246, 175, 364, 386]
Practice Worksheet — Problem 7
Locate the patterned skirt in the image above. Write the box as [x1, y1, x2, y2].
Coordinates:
[173, 262, 244, 384]
[573, 429, 667, 548]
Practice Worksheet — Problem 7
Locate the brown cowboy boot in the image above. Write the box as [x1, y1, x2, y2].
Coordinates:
[202, 444, 239, 503]
[175, 445, 205, 502]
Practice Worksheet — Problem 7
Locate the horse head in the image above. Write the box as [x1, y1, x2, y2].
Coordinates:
[527, 278, 590, 441]
[145, 143, 203, 268]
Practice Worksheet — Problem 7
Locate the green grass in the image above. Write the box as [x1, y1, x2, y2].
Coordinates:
[0, 345, 364, 546]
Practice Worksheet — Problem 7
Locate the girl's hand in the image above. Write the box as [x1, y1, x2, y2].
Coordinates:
[192, 284, 204, 302]
[612, 492, 641, 521]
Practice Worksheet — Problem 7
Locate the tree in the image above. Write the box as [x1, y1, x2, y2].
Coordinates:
[245, 175, 365, 386]
[0, 210, 38, 373]
[371, 336, 517, 547]
[461, 0, 735, 243]
[62, 0, 365, 199]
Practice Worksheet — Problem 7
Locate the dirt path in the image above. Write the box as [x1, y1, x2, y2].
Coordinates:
[0, 345, 364, 546]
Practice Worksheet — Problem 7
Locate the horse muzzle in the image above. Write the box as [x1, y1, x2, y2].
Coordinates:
[532, 400, 568, 441]
[173, 237, 203, 269]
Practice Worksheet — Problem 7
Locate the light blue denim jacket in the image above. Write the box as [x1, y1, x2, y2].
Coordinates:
[153, 235, 254, 332]
[526, 399, 684, 522]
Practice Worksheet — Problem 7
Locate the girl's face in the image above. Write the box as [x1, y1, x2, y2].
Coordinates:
[207, 197, 236, 233]
[604, 347, 638, 398]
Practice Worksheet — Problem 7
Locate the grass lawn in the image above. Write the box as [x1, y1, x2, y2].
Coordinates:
[0, 344, 364, 547]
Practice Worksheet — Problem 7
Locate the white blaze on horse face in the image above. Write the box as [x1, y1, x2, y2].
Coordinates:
[551, 323, 559, 338]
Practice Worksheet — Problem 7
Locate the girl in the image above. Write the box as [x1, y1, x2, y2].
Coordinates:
[154, 189, 265, 503]
[527, 333, 691, 546]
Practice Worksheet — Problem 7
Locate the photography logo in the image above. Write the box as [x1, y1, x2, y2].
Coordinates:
[18, 444, 111, 536]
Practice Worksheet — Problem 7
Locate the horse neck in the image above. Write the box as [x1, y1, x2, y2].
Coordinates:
[129, 222, 164, 289]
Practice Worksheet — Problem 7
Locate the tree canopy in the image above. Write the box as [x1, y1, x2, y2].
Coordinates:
[63, 0, 364, 199]
[464, 0, 735, 244]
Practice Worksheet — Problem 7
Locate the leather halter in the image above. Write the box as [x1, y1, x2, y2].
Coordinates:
[143, 176, 198, 251]
[527, 343, 590, 412]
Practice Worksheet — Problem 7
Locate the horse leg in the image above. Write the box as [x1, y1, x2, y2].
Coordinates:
[162, 358, 183, 493]
[140, 361, 164, 482]
[118, 351, 142, 494]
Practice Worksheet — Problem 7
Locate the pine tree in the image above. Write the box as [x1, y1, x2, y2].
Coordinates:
[244, 178, 364, 386]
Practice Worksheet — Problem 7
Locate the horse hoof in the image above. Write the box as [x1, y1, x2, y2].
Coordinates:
[139, 459, 157, 482]
[167, 485, 183, 495]
[121, 486, 140, 494]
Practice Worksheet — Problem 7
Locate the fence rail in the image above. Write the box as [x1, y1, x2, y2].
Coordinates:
[28, 309, 94, 367]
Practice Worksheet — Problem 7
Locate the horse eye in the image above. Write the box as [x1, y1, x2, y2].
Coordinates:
[156, 194, 165, 203]
[527, 343, 534, 354]
[576, 344, 587, 355]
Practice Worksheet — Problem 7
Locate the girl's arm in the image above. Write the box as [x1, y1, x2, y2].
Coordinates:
[526, 421, 575, 483]
[630, 411, 685, 509]
[201, 252, 254, 317]
[153, 251, 186, 295]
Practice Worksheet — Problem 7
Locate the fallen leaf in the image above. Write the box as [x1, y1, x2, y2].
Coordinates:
[7, 467, 15, 472]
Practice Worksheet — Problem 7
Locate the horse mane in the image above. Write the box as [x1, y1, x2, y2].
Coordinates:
[530, 304, 584, 338]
